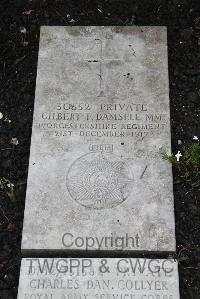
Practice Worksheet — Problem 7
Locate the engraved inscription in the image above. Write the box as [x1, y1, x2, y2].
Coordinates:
[18, 258, 179, 299]
[89, 144, 113, 153]
[35, 102, 167, 141]
[66, 152, 133, 209]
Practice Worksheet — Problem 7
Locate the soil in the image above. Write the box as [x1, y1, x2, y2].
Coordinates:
[0, 1, 199, 298]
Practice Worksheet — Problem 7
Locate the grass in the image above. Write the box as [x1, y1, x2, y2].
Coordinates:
[0, 177, 15, 202]
[162, 143, 200, 187]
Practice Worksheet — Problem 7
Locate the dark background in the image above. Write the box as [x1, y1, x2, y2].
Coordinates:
[0, 1, 200, 298]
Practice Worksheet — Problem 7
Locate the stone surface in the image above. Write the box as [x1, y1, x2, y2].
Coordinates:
[17, 258, 180, 299]
[22, 26, 175, 253]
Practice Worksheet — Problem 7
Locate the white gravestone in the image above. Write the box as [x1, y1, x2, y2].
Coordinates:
[22, 26, 175, 253]
[17, 258, 180, 299]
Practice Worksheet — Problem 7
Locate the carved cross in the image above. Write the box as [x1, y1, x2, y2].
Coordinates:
[87, 38, 123, 97]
